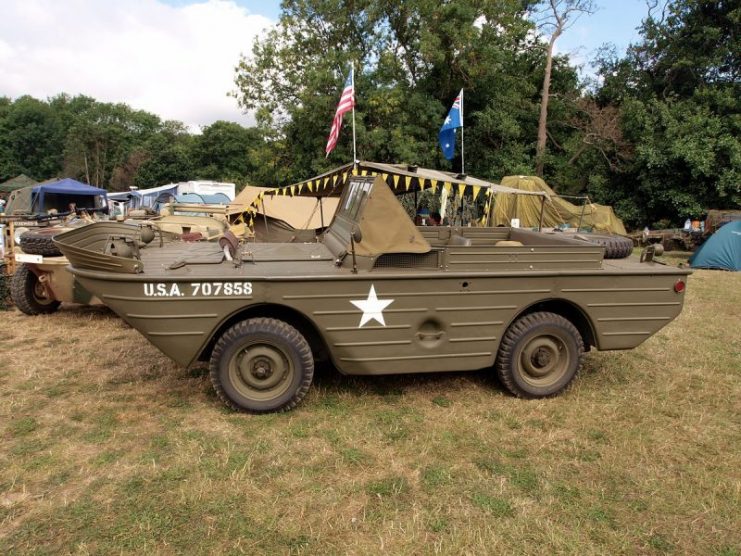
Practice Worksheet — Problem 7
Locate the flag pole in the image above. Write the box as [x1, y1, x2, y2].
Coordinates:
[460, 89, 465, 174]
[351, 65, 357, 163]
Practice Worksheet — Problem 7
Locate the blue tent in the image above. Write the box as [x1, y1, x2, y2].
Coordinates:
[4, 178, 108, 215]
[690, 220, 741, 271]
[32, 179, 108, 213]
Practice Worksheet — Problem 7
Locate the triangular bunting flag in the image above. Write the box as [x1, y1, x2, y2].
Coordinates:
[443, 182, 452, 194]
[393, 175, 400, 189]
[457, 183, 466, 197]
[472, 186, 481, 200]
[405, 176, 411, 191]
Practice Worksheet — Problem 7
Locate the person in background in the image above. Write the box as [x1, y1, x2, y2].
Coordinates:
[415, 208, 430, 225]
[428, 211, 441, 226]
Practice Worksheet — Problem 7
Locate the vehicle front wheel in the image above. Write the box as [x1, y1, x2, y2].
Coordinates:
[495, 312, 584, 398]
[10, 264, 61, 315]
[209, 317, 314, 413]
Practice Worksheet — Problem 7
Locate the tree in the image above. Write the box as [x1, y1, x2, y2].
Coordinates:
[191, 121, 262, 183]
[593, 0, 740, 226]
[232, 0, 569, 183]
[62, 100, 161, 187]
[533, 0, 595, 177]
[130, 120, 193, 188]
[0, 96, 65, 181]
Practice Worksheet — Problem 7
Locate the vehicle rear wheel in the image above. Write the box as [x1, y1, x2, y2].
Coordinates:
[209, 317, 314, 413]
[495, 312, 584, 398]
[19, 228, 64, 257]
[10, 264, 61, 315]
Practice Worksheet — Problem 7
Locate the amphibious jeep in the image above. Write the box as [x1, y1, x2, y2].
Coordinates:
[55, 174, 690, 413]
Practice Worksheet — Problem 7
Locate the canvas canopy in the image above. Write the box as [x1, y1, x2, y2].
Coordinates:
[4, 179, 108, 215]
[325, 175, 430, 258]
[234, 162, 547, 228]
[492, 176, 627, 235]
[0, 174, 36, 194]
[689, 220, 741, 271]
[267, 161, 547, 199]
[230, 185, 340, 229]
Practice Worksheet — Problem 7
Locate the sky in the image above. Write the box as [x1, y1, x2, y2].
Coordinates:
[0, 0, 649, 132]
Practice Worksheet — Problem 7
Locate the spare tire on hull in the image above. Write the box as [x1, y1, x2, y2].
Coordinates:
[574, 233, 634, 259]
[19, 228, 66, 257]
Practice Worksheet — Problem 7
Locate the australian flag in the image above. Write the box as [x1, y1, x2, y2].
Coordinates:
[439, 89, 463, 160]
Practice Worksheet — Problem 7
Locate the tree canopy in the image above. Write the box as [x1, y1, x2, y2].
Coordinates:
[1, 0, 738, 228]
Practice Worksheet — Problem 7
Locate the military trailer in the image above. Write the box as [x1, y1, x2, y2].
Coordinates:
[6, 201, 240, 315]
[55, 175, 690, 413]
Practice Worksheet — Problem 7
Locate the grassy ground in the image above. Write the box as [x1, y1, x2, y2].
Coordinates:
[1, 269, 739, 555]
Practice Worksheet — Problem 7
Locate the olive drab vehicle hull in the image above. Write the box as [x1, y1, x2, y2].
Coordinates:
[55, 174, 690, 413]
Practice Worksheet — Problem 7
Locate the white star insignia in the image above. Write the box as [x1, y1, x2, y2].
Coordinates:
[444, 116, 451, 124]
[350, 285, 394, 328]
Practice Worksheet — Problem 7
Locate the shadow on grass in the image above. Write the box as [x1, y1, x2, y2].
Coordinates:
[311, 361, 500, 398]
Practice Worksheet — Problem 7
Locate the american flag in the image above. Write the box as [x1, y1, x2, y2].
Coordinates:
[325, 68, 355, 156]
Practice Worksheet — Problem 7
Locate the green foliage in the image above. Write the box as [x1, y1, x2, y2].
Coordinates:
[0, 96, 265, 191]
[593, 0, 741, 226]
[0, 0, 737, 228]
[233, 0, 563, 183]
[0, 96, 64, 180]
[191, 121, 262, 183]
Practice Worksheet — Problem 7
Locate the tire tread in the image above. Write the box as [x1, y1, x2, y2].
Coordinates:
[209, 317, 314, 413]
[496, 311, 584, 398]
[19, 229, 63, 257]
[10, 264, 61, 315]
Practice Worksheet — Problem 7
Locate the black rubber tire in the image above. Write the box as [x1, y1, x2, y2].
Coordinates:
[209, 317, 314, 413]
[495, 311, 584, 398]
[19, 228, 64, 257]
[575, 233, 633, 259]
[10, 264, 61, 315]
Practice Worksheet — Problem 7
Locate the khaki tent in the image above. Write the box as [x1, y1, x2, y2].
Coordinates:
[0, 174, 36, 195]
[229, 185, 340, 229]
[492, 176, 627, 235]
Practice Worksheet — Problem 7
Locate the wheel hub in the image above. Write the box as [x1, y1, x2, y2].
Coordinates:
[33, 280, 53, 305]
[235, 345, 289, 392]
[520, 337, 564, 380]
[251, 357, 274, 379]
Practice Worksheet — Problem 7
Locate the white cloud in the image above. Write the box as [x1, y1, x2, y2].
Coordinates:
[0, 0, 274, 131]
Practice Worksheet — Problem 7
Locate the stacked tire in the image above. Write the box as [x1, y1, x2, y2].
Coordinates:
[18, 227, 64, 257]
[574, 233, 634, 259]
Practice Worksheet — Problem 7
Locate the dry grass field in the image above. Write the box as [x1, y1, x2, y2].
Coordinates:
[0, 267, 739, 554]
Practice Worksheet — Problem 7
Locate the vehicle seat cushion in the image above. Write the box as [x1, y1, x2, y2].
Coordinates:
[495, 240, 524, 247]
